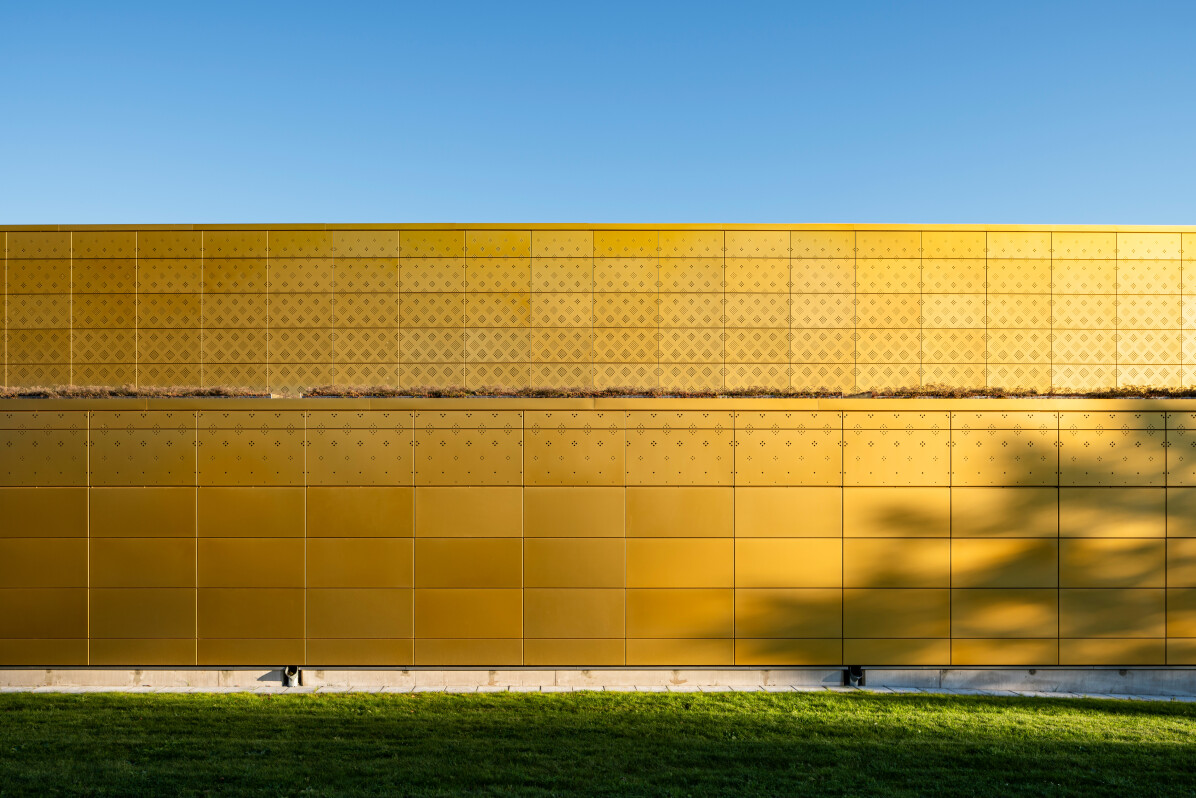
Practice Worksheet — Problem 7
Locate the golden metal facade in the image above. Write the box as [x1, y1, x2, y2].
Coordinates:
[3, 225, 1195, 391]
[1, 397, 1194, 668]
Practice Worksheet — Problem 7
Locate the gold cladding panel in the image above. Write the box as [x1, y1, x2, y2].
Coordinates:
[0, 429, 88, 486]
[0, 487, 88, 537]
[198, 427, 305, 486]
[524, 539, 624, 588]
[307, 487, 414, 537]
[625, 427, 733, 486]
[524, 487, 624, 538]
[843, 429, 949, 486]
[734, 487, 841, 537]
[306, 426, 413, 486]
[734, 427, 841, 486]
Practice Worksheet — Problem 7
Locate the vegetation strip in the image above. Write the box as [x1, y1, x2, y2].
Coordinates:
[0, 692, 1192, 796]
[6, 384, 1196, 400]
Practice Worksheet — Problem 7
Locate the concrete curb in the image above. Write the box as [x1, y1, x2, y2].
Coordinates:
[2, 667, 1195, 697]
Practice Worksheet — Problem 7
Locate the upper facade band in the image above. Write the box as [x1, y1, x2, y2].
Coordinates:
[1, 226, 1194, 393]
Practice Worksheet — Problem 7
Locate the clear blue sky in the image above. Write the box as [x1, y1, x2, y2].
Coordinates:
[2, 1, 1194, 225]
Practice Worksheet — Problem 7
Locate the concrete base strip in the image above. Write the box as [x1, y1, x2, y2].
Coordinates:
[1, 668, 1194, 698]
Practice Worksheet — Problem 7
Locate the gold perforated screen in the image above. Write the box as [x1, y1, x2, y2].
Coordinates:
[3, 225, 1194, 392]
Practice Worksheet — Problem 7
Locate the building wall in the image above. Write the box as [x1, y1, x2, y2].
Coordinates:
[2, 225, 1194, 392]
[0, 397, 1193, 668]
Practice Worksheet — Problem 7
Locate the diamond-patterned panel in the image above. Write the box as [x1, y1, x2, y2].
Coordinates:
[466, 257, 531, 292]
[138, 294, 200, 329]
[1118, 296, 1179, 329]
[856, 329, 920, 363]
[594, 258, 656, 292]
[922, 259, 986, 293]
[790, 362, 853, 391]
[724, 294, 789, 328]
[595, 362, 658, 389]
[594, 231, 656, 257]
[921, 295, 985, 328]
[335, 258, 398, 293]
[268, 329, 334, 364]
[791, 230, 853, 259]
[335, 328, 398, 364]
[724, 363, 790, 390]
[73, 259, 134, 294]
[791, 258, 853, 293]
[8, 294, 70, 329]
[466, 293, 532, 328]
[72, 295, 135, 329]
[724, 329, 789, 363]
[1053, 330, 1115, 363]
[532, 258, 591, 293]
[594, 328, 656, 363]
[658, 258, 722, 293]
[987, 232, 1051, 259]
[531, 230, 593, 258]
[202, 231, 267, 258]
[658, 231, 723, 258]
[790, 329, 854, 363]
[8, 330, 70, 363]
[139, 330, 202, 364]
[7, 259, 70, 293]
[855, 259, 919, 293]
[138, 259, 202, 294]
[399, 329, 464, 364]
[399, 294, 463, 328]
[986, 330, 1051, 363]
[922, 231, 985, 259]
[331, 229, 398, 258]
[465, 230, 531, 258]
[6, 232, 71, 258]
[1117, 330, 1180, 365]
[986, 259, 1051, 293]
[1054, 260, 1116, 293]
[856, 232, 920, 259]
[725, 231, 788, 258]
[1053, 295, 1116, 329]
[530, 328, 592, 363]
[656, 363, 722, 390]
[465, 329, 531, 363]
[72, 231, 135, 258]
[987, 364, 1051, 391]
[334, 293, 397, 329]
[1118, 260, 1180, 294]
[1053, 232, 1116, 259]
[400, 259, 465, 292]
[72, 329, 134, 365]
[202, 294, 266, 329]
[203, 258, 267, 293]
[987, 295, 1051, 328]
[659, 328, 722, 362]
[399, 230, 464, 258]
[203, 329, 267, 364]
[1118, 365, 1180, 387]
[724, 258, 788, 293]
[921, 329, 985, 363]
[855, 363, 920, 391]
[593, 293, 657, 328]
[331, 361, 399, 388]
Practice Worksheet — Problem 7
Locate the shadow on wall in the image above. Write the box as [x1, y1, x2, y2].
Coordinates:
[740, 400, 1185, 665]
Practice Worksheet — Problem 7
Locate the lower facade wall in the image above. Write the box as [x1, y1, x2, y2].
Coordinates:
[1, 397, 1195, 668]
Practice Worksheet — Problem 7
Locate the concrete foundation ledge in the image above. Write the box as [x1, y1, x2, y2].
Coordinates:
[2, 667, 1195, 696]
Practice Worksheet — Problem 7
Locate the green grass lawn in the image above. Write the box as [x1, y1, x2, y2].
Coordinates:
[1, 691, 1194, 796]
